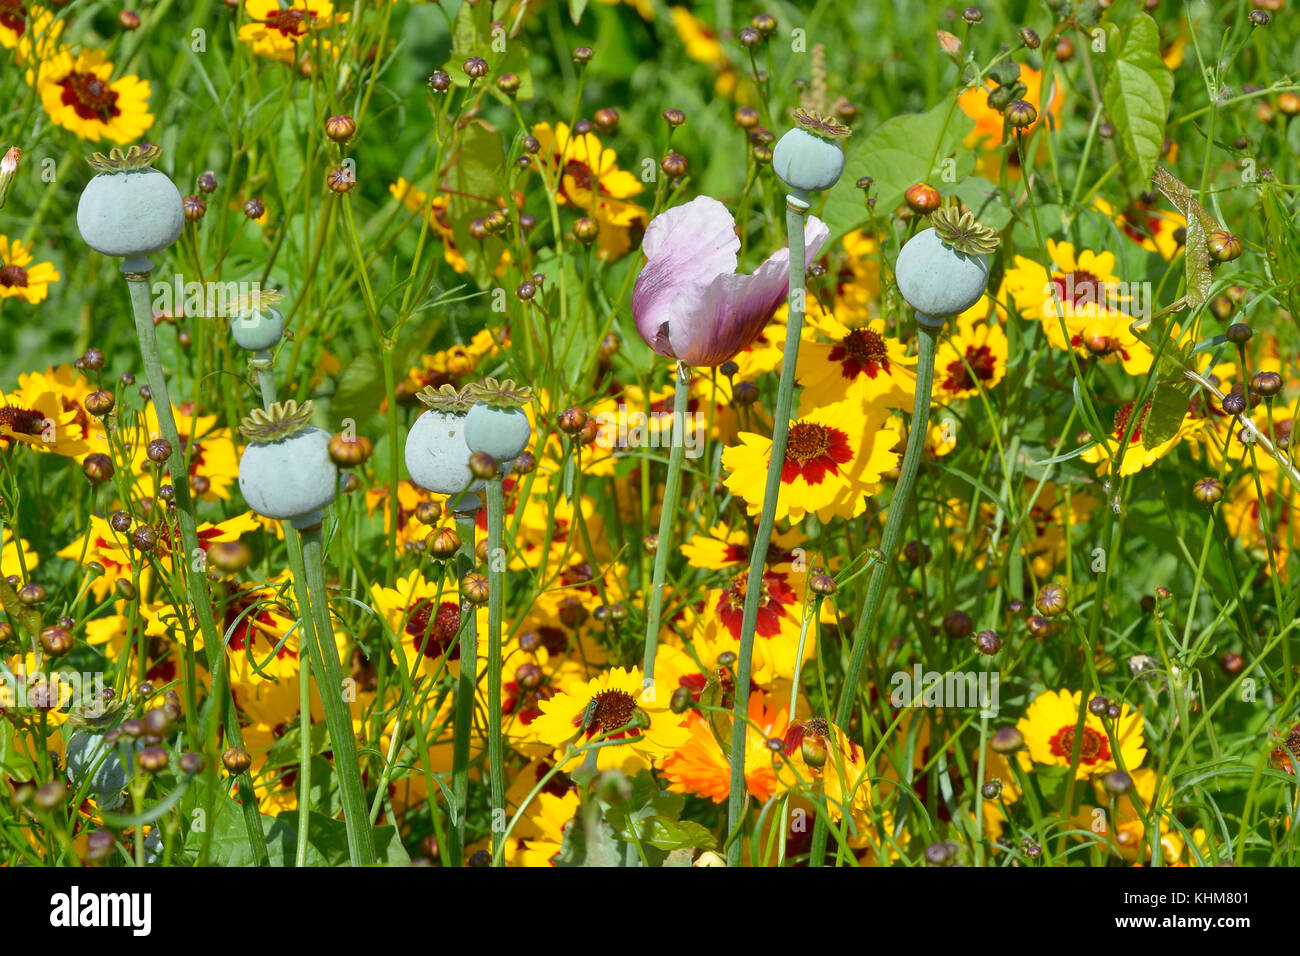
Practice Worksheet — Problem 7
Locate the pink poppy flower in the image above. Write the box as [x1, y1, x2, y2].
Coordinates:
[631, 196, 829, 367]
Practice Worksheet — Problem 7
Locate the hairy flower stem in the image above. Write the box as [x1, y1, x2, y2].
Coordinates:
[807, 321, 939, 866]
[448, 509, 479, 866]
[486, 479, 507, 864]
[288, 524, 377, 865]
[726, 196, 811, 865]
[125, 265, 270, 868]
[642, 362, 691, 684]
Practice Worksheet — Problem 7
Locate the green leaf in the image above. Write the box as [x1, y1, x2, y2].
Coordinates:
[569, 0, 589, 24]
[615, 816, 717, 853]
[822, 101, 974, 245]
[1102, 13, 1174, 186]
[1150, 166, 1220, 308]
[331, 351, 386, 424]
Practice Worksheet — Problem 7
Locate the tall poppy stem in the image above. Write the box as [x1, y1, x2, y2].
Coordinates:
[807, 316, 939, 866]
[641, 361, 691, 686]
[486, 478, 507, 864]
[124, 261, 270, 867]
[447, 507, 480, 866]
[725, 195, 811, 865]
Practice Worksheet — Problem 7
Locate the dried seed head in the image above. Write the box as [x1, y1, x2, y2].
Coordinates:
[930, 203, 1000, 254]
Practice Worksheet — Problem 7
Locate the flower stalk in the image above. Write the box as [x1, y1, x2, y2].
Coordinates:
[447, 507, 480, 866]
[641, 361, 691, 685]
[725, 194, 812, 864]
[124, 263, 271, 867]
[486, 477, 507, 864]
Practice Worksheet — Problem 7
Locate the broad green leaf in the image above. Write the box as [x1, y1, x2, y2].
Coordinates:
[615, 816, 718, 852]
[1102, 13, 1174, 187]
[331, 351, 386, 424]
[1150, 166, 1220, 308]
[822, 101, 974, 245]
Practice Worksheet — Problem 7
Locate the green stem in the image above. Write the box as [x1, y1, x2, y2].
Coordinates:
[808, 320, 939, 866]
[292, 524, 377, 865]
[642, 362, 691, 684]
[296, 655, 311, 867]
[725, 195, 810, 865]
[486, 480, 506, 865]
[448, 509, 480, 866]
[124, 265, 270, 867]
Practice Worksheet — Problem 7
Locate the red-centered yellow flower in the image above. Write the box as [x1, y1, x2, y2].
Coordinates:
[1018, 689, 1146, 779]
[1094, 197, 1187, 262]
[1001, 240, 1126, 346]
[1, 531, 36, 577]
[238, 0, 346, 63]
[934, 310, 1008, 401]
[723, 399, 901, 523]
[0, 370, 91, 458]
[504, 761, 580, 868]
[795, 305, 914, 411]
[371, 569, 485, 683]
[131, 407, 239, 503]
[680, 523, 805, 572]
[662, 691, 789, 804]
[0, 235, 59, 304]
[36, 48, 152, 144]
[777, 716, 874, 848]
[1080, 397, 1204, 477]
[530, 122, 647, 259]
[389, 179, 467, 272]
[57, 515, 134, 601]
[1, 2, 58, 50]
[1072, 768, 1183, 863]
[532, 666, 690, 773]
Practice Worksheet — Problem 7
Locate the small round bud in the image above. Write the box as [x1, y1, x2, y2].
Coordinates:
[137, 746, 170, 773]
[82, 453, 115, 485]
[1106, 702, 1122, 720]
[558, 406, 589, 435]
[1221, 392, 1247, 415]
[208, 540, 253, 574]
[1225, 322, 1253, 344]
[962, 6, 983, 24]
[975, 630, 1001, 654]
[1035, 583, 1067, 617]
[981, 780, 1003, 799]
[662, 108, 686, 128]
[131, 527, 158, 552]
[495, 72, 520, 96]
[183, 195, 207, 222]
[427, 526, 462, 560]
[1055, 37, 1075, 61]
[197, 170, 218, 194]
[752, 13, 777, 35]
[990, 727, 1024, 753]
[512, 450, 538, 475]
[1019, 27, 1041, 48]
[751, 145, 773, 166]
[670, 686, 694, 714]
[1088, 695, 1110, 716]
[33, 781, 66, 811]
[1208, 231, 1242, 262]
[731, 381, 760, 406]
[83, 389, 115, 417]
[428, 70, 452, 92]
[572, 46, 594, 64]
[1250, 9, 1269, 26]
[925, 840, 958, 866]
[115, 579, 138, 600]
[222, 747, 253, 774]
[463, 57, 489, 79]
[18, 583, 46, 605]
[327, 165, 356, 193]
[1103, 770, 1132, 794]
[468, 451, 499, 480]
[460, 572, 490, 605]
[573, 217, 599, 244]
[146, 438, 172, 463]
[328, 432, 373, 468]
[121, 718, 146, 738]
[118, 10, 141, 30]
[800, 733, 828, 768]
[325, 114, 357, 142]
[904, 182, 941, 214]
[1220, 652, 1244, 675]
[515, 662, 543, 691]
[809, 571, 837, 596]
[1004, 99, 1038, 129]
[1154, 585, 1172, 600]
[40, 626, 74, 657]
[661, 153, 688, 178]
[738, 26, 761, 48]
[942, 610, 973, 638]
[1277, 91, 1300, 116]
[594, 107, 620, 133]
[1251, 371, 1283, 397]
[243, 197, 266, 220]
[179, 752, 206, 775]
[734, 106, 760, 129]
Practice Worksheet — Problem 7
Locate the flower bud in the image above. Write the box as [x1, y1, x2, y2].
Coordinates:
[1208, 231, 1242, 262]
[904, 182, 941, 213]
[222, 747, 252, 774]
[328, 432, 373, 468]
[464, 57, 489, 79]
[40, 626, 74, 657]
[460, 571, 490, 605]
[573, 217, 599, 244]
[325, 114, 357, 143]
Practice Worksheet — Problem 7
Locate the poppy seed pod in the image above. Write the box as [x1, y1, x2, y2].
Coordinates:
[237, 400, 338, 529]
[65, 730, 136, 809]
[77, 144, 185, 261]
[464, 378, 533, 463]
[228, 289, 285, 351]
[404, 385, 487, 498]
[895, 205, 997, 321]
[772, 108, 849, 196]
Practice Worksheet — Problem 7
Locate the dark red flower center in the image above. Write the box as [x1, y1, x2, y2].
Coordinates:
[406, 599, 462, 661]
[782, 421, 852, 485]
[1048, 724, 1111, 765]
[829, 328, 889, 380]
[574, 688, 640, 740]
[942, 343, 997, 393]
[266, 8, 310, 37]
[716, 569, 796, 639]
[1112, 399, 1153, 444]
[58, 71, 121, 123]
[0, 404, 44, 436]
[0, 0, 26, 37]
[1051, 270, 1102, 308]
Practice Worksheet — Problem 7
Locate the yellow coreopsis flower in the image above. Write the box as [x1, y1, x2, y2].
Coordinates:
[934, 310, 1008, 401]
[0, 236, 60, 304]
[723, 398, 901, 523]
[532, 666, 690, 773]
[795, 304, 914, 411]
[36, 48, 153, 144]
[1017, 688, 1146, 779]
[238, 0, 346, 64]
